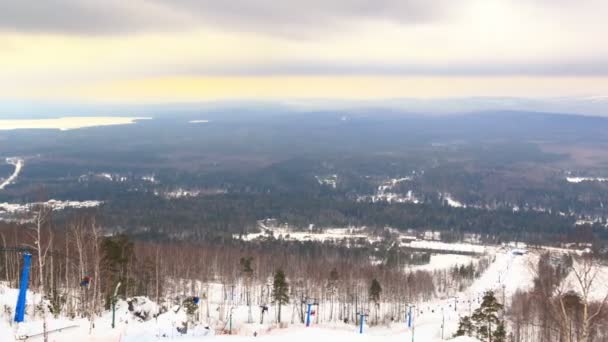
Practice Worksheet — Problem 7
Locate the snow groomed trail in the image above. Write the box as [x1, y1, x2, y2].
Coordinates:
[0, 157, 23, 190]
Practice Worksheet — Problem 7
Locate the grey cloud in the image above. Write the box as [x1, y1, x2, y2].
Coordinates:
[0, 0, 188, 34]
[0, 0, 454, 36]
[161, 59, 608, 77]
[166, 0, 454, 36]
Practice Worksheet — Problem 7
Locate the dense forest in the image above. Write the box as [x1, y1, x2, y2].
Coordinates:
[2, 110, 608, 246]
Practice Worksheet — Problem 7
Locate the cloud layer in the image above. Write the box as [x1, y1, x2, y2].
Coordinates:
[0, 0, 454, 35]
[1, 0, 607, 101]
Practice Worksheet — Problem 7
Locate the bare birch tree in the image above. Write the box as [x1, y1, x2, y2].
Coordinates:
[27, 204, 52, 342]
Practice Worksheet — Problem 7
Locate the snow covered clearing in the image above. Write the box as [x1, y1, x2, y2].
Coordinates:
[315, 175, 338, 189]
[0, 158, 23, 190]
[442, 194, 465, 208]
[403, 240, 487, 254]
[363, 177, 420, 204]
[408, 254, 477, 272]
[0, 200, 102, 214]
[156, 188, 227, 199]
[0, 199, 102, 222]
[566, 176, 608, 183]
[0, 117, 149, 131]
[142, 175, 158, 183]
[237, 225, 377, 244]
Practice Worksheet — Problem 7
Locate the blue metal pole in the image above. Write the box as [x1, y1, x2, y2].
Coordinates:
[408, 306, 412, 328]
[359, 314, 364, 334]
[410, 307, 415, 342]
[306, 303, 312, 327]
[15, 253, 31, 323]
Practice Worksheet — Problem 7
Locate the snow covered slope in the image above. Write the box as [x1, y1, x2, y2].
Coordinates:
[0, 247, 541, 342]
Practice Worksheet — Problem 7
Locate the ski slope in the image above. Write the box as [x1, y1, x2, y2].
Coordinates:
[0, 248, 540, 342]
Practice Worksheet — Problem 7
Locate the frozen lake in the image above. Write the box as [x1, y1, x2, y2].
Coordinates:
[0, 116, 149, 130]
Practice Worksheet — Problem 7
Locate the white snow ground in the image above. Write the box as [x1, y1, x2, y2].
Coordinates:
[561, 259, 608, 301]
[408, 254, 477, 272]
[566, 177, 608, 183]
[1, 245, 560, 342]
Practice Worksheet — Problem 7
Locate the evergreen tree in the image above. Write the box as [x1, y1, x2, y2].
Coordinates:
[493, 321, 507, 342]
[329, 268, 339, 284]
[455, 315, 474, 337]
[369, 278, 382, 304]
[272, 269, 289, 323]
[101, 234, 134, 302]
[240, 257, 254, 276]
[471, 291, 504, 342]
[369, 278, 382, 324]
[327, 268, 339, 321]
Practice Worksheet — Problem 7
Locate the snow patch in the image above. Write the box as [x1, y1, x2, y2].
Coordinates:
[315, 175, 338, 189]
[0, 200, 102, 221]
[566, 177, 608, 183]
[363, 177, 419, 204]
[0, 158, 23, 190]
[408, 254, 477, 272]
[442, 193, 465, 208]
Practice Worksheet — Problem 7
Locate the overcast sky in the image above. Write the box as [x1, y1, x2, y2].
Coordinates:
[1, 0, 608, 102]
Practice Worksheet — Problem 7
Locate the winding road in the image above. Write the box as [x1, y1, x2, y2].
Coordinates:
[0, 158, 23, 190]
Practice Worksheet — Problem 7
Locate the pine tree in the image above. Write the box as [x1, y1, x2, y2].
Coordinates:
[369, 278, 382, 303]
[471, 291, 503, 342]
[329, 268, 339, 284]
[455, 315, 474, 337]
[240, 257, 254, 275]
[493, 321, 507, 342]
[272, 269, 289, 324]
[369, 278, 382, 324]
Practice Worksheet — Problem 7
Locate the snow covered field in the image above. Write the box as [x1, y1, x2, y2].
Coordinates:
[566, 176, 608, 183]
[404, 240, 486, 254]
[408, 254, 478, 272]
[0, 117, 149, 131]
[0, 200, 102, 213]
[0, 199, 102, 222]
[239, 221, 488, 255]
[237, 225, 378, 244]
[362, 176, 420, 204]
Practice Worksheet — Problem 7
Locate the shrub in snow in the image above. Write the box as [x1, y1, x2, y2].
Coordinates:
[181, 296, 199, 324]
[35, 298, 53, 316]
[3, 305, 12, 325]
[49, 292, 66, 318]
[127, 296, 160, 321]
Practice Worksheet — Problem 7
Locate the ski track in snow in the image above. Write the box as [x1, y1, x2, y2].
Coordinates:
[0, 158, 23, 190]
